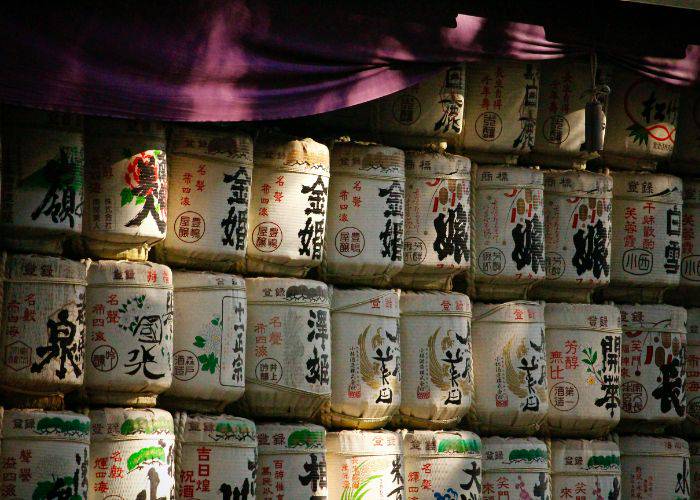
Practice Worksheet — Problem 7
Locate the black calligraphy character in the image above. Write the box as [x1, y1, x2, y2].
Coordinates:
[380, 219, 403, 262]
[443, 348, 464, 405]
[301, 176, 327, 216]
[374, 346, 394, 404]
[512, 64, 537, 150]
[219, 479, 250, 500]
[221, 167, 250, 249]
[608, 478, 620, 500]
[298, 453, 327, 493]
[433, 203, 469, 263]
[387, 455, 404, 500]
[125, 345, 164, 379]
[31, 148, 81, 228]
[305, 347, 329, 385]
[31, 308, 81, 379]
[572, 219, 610, 278]
[434, 69, 463, 133]
[460, 461, 481, 493]
[298, 176, 327, 259]
[125, 154, 166, 232]
[533, 472, 548, 499]
[378, 181, 404, 218]
[595, 336, 621, 417]
[135, 467, 167, 500]
[652, 354, 685, 416]
[512, 215, 544, 273]
[676, 458, 690, 495]
[308, 309, 328, 350]
[518, 355, 540, 412]
[641, 91, 658, 123]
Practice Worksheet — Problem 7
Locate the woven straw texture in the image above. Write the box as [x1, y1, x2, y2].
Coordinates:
[551, 439, 621, 500]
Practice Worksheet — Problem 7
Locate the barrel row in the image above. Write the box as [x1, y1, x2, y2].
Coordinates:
[0, 408, 695, 500]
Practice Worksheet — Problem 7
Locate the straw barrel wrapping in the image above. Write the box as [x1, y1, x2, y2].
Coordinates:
[551, 439, 621, 500]
[540, 170, 612, 300]
[681, 179, 700, 288]
[0, 107, 83, 254]
[83, 117, 168, 260]
[89, 408, 175, 500]
[394, 291, 473, 430]
[326, 430, 404, 500]
[0, 409, 90, 500]
[472, 166, 545, 299]
[401, 430, 481, 500]
[257, 422, 327, 500]
[610, 172, 682, 293]
[691, 442, 700, 499]
[619, 304, 687, 428]
[683, 308, 700, 436]
[156, 127, 253, 271]
[161, 271, 246, 412]
[481, 437, 551, 499]
[471, 301, 547, 434]
[247, 136, 329, 277]
[173, 413, 256, 499]
[620, 436, 690, 500]
[545, 303, 622, 436]
[393, 151, 471, 291]
[237, 277, 331, 419]
[602, 68, 680, 168]
[461, 60, 540, 161]
[85, 261, 173, 407]
[322, 141, 405, 286]
[323, 287, 400, 429]
[371, 65, 466, 147]
[0, 254, 88, 406]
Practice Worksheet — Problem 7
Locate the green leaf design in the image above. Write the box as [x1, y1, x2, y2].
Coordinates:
[135, 195, 146, 205]
[198, 353, 218, 373]
[193, 336, 206, 348]
[211, 318, 219, 326]
[127, 446, 165, 472]
[120, 187, 134, 206]
[626, 123, 649, 146]
[590, 351, 598, 364]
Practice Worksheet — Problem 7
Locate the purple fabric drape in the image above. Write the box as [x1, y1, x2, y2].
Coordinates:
[1, 1, 699, 122]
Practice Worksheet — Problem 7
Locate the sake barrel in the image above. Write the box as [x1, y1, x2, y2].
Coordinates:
[461, 60, 540, 163]
[89, 408, 175, 500]
[602, 69, 680, 170]
[257, 422, 327, 500]
[690, 442, 700, 499]
[681, 179, 700, 291]
[0, 409, 89, 500]
[620, 436, 690, 500]
[247, 135, 329, 276]
[472, 165, 545, 300]
[481, 437, 550, 500]
[174, 413, 257, 500]
[326, 430, 404, 500]
[392, 150, 471, 291]
[322, 141, 405, 286]
[607, 172, 682, 303]
[619, 304, 687, 431]
[236, 277, 331, 419]
[673, 87, 700, 172]
[683, 308, 700, 437]
[371, 65, 466, 148]
[402, 430, 481, 500]
[83, 117, 167, 260]
[160, 271, 246, 412]
[537, 170, 612, 302]
[0, 254, 87, 409]
[322, 288, 399, 429]
[471, 301, 548, 435]
[551, 439, 621, 500]
[0, 106, 84, 254]
[85, 261, 173, 407]
[394, 291, 473, 430]
[545, 303, 622, 436]
[155, 127, 253, 270]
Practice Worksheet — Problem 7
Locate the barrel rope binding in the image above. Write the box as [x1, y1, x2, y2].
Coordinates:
[174, 411, 186, 498]
[4, 277, 88, 286]
[245, 377, 332, 398]
[175, 285, 246, 293]
[330, 170, 405, 183]
[247, 299, 331, 308]
[253, 162, 330, 176]
[169, 151, 253, 169]
[88, 282, 173, 290]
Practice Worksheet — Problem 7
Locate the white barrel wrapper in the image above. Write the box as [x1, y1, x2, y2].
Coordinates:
[620, 435, 690, 500]
[395, 291, 473, 429]
[551, 439, 621, 500]
[156, 127, 253, 270]
[481, 437, 551, 500]
[683, 308, 700, 436]
[0, 409, 90, 500]
[89, 408, 175, 500]
[691, 441, 700, 499]
[85, 260, 173, 407]
[471, 301, 548, 435]
[257, 422, 327, 500]
[323, 287, 400, 429]
[322, 141, 405, 286]
[681, 179, 700, 288]
[393, 150, 471, 291]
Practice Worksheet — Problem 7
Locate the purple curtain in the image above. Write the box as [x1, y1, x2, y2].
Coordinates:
[1, 1, 698, 122]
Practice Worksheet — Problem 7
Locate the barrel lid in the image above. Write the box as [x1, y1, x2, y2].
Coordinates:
[687, 308, 700, 342]
[544, 303, 621, 332]
[257, 422, 326, 454]
[400, 291, 471, 317]
[473, 301, 544, 324]
[611, 171, 682, 203]
[684, 179, 700, 204]
[90, 408, 174, 441]
[2, 409, 90, 443]
[619, 304, 687, 334]
[404, 151, 471, 179]
[330, 141, 405, 179]
[544, 170, 612, 197]
[3, 105, 83, 131]
[619, 435, 689, 457]
[88, 260, 172, 288]
[474, 165, 543, 188]
[481, 437, 549, 472]
[326, 430, 402, 456]
[254, 135, 330, 175]
[551, 440, 621, 474]
[177, 414, 256, 447]
[246, 277, 330, 307]
[401, 430, 481, 458]
[86, 116, 166, 139]
[330, 287, 400, 318]
[5, 254, 88, 283]
[173, 270, 245, 291]
[169, 126, 253, 164]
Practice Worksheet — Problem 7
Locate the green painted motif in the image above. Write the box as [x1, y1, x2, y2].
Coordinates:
[127, 446, 166, 472]
[32, 476, 80, 500]
[587, 454, 621, 469]
[508, 448, 547, 462]
[190, 315, 222, 374]
[287, 429, 324, 448]
[340, 461, 381, 500]
[120, 417, 174, 436]
[36, 417, 89, 436]
[437, 437, 481, 454]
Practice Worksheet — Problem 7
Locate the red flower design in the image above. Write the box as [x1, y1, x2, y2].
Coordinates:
[124, 152, 158, 195]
